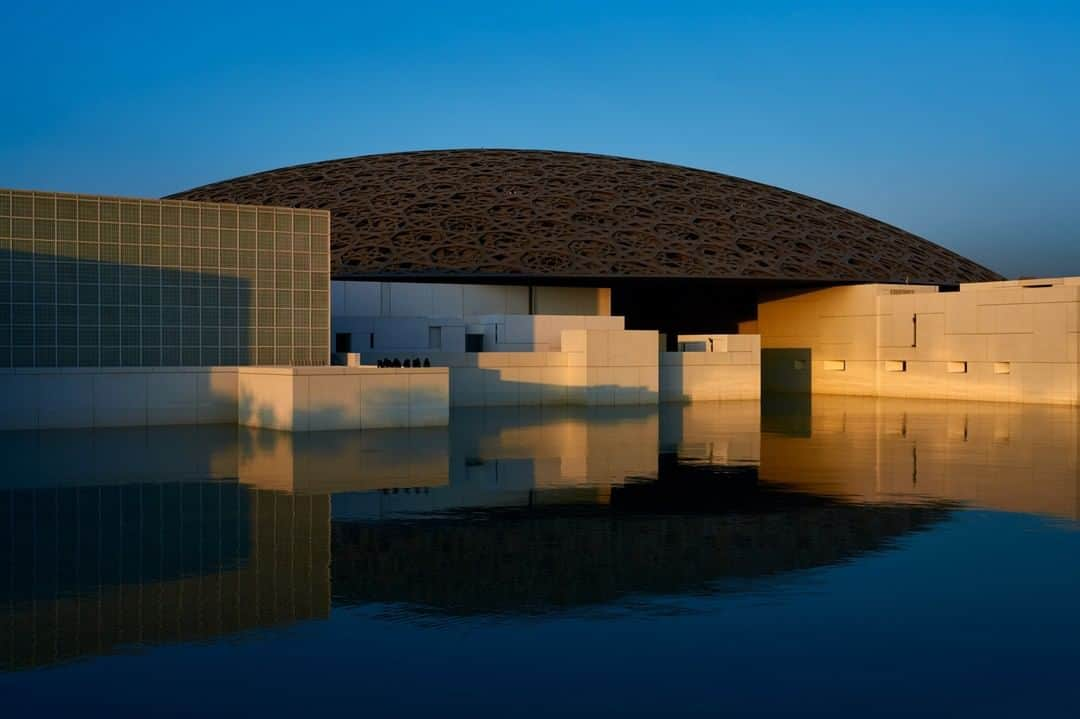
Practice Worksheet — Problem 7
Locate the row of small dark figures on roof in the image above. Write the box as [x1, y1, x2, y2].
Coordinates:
[376, 357, 432, 368]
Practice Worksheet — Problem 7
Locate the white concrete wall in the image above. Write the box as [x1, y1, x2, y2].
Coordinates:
[333, 316, 469, 353]
[332, 281, 513, 318]
[331, 281, 616, 355]
[876, 279, 1080, 404]
[237, 366, 448, 431]
[352, 328, 659, 407]
[759, 284, 900, 396]
[532, 286, 611, 316]
[332, 280, 612, 319]
[660, 335, 761, 402]
[757, 277, 1080, 406]
[562, 328, 660, 406]
[0, 365, 448, 431]
[0, 367, 238, 431]
[475, 314, 624, 352]
[333, 313, 623, 355]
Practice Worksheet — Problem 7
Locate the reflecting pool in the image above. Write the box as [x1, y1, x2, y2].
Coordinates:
[1, 397, 1077, 716]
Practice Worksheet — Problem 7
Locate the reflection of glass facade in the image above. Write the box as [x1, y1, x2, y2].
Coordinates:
[0, 482, 331, 671]
[0, 190, 330, 367]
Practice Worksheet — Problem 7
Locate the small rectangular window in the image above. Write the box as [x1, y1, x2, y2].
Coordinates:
[334, 332, 352, 353]
[994, 362, 1011, 375]
[947, 361, 968, 374]
[823, 360, 846, 372]
[885, 360, 907, 372]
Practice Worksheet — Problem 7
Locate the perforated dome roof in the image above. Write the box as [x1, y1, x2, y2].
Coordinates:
[170, 149, 1001, 284]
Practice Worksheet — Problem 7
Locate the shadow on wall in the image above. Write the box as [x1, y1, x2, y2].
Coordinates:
[235, 375, 449, 431]
[238, 384, 282, 428]
[761, 348, 812, 394]
[446, 369, 657, 407]
[417, 362, 659, 408]
[1, 243, 323, 368]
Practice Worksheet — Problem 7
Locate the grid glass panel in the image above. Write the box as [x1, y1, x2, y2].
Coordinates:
[0, 189, 330, 368]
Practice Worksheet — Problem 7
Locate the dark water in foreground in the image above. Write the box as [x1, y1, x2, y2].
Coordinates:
[0, 397, 1077, 717]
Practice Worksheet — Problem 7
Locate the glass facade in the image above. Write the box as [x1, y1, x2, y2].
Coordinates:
[0, 190, 330, 367]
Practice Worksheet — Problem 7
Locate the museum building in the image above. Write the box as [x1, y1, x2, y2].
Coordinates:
[3, 149, 1079, 430]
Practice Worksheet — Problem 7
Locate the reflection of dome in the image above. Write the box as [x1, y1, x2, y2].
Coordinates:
[169, 149, 1001, 284]
[330, 464, 953, 615]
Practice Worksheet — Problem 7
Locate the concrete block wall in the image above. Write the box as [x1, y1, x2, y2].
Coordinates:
[331, 280, 530, 318]
[876, 279, 1080, 404]
[0, 365, 448, 431]
[757, 277, 1080, 406]
[759, 284, 910, 396]
[331, 281, 611, 321]
[482, 314, 624, 352]
[352, 327, 660, 407]
[532, 286, 611, 316]
[332, 315, 469, 353]
[236, 366, 449, 431]
[0, 367, 238, 431]
[660, 335, 761, 402]
[562, 328, 660, 406]
[333, 312, 624, 355]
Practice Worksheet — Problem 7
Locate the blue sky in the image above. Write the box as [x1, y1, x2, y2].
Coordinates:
[2, 1, 1077, 278]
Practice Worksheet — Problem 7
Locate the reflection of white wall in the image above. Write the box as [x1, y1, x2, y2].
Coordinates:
[761, 396, 1080, 520]
[330, 407, 660, 519]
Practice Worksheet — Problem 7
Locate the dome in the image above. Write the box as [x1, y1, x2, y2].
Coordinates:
[169, 149, 1001, 284]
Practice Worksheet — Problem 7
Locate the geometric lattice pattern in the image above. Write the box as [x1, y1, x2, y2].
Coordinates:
[0, 189, 330, 368]
[170, 149, 1001, 284]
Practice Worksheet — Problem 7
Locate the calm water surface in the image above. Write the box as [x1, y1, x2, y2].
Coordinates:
[1, 397, 1077, 717]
